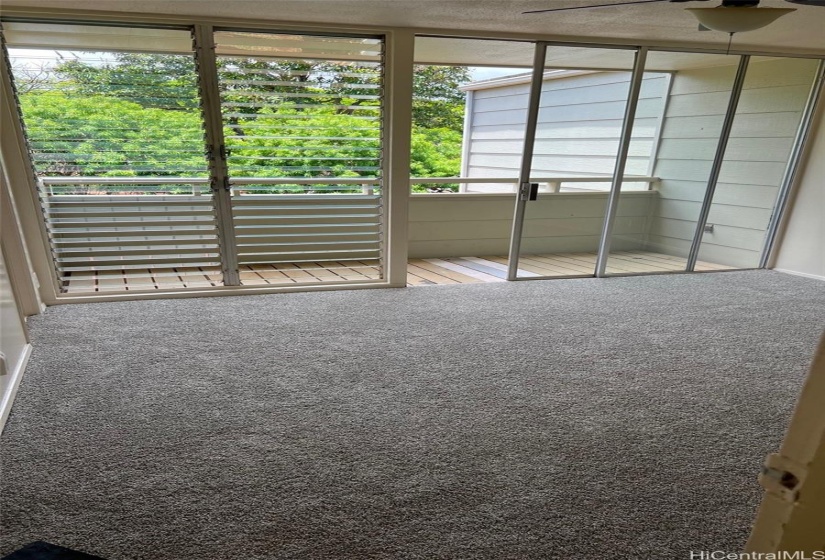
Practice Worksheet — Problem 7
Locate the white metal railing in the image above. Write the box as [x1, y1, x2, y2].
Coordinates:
[40, 175, 660, 195]
[409, 176, 659, 193]
[39, 177, 382, 195]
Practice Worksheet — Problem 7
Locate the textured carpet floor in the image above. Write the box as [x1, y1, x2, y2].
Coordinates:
[2, 270, 824, 559]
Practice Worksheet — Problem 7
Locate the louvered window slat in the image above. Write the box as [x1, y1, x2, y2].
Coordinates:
[214, 31, 385, 281]
[4, 23, 222, 293]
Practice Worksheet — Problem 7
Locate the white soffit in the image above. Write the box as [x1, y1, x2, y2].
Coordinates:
[0, 21, 774, 72]
[414, 37, 536, 68]
[414, 37, 741, 72]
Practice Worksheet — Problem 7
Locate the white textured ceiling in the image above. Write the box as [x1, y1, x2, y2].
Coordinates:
[3, 0, 825, 56]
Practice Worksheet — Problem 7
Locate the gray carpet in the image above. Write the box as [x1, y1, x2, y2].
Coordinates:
[2, 270, 824, 559]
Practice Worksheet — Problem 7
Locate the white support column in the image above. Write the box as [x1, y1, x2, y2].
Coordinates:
[1, 169, 43, 316]
[459, 89, 474, 191]
[0, 43, 58, 305]
[384, 29, 414, 288]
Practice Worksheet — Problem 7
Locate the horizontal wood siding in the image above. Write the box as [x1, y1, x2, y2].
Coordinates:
[464, 73, 668, 192]
[646, 58, 818, 268]
[408, 192, 656, 258]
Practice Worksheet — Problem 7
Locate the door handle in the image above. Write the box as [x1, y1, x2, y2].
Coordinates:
[520, 182, 540, 201]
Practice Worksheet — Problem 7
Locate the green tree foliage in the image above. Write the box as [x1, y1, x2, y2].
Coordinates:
[410, 127, 463, 192]
[18, 54, 472, 189]
[412, 65, 471, 131]
[54, 54, 199, 110]
[225, 104, 382, 181]
[410, 127, 461, 177]
[19, 92, 205, 178]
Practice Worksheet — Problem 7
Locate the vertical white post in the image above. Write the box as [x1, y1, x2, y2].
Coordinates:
[383, 30, 414, 288]
[646, 72, 673, 179]
[459, 89, 474, 192]
[1, 168, 43, 315]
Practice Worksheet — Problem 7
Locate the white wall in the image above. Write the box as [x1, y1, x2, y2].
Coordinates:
[408, 191, 656, 258]
[773, 104, 825, 280]
[0, 246, 31, 432]
[646, 58, 819, 268]
[463, 72, 668, 192]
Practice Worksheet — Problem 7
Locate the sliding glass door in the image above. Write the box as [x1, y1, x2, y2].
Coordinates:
[508, 44, 640, 279]
[407, 36, 537, 283]
[603, 50, 740, 274]
[506, 44, 823, 281]
[695, 56, 821, 270]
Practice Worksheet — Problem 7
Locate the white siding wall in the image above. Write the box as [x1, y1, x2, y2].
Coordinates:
[647, 58, 818, 268]
[408, 191, 656, 258]
[464, 72, 668, 192]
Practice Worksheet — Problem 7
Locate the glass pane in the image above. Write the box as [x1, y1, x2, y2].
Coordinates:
[516, 46, 637, 278]
[697, 56, 819, 270]
[412, 36, 536, 194]
[605, 51, 739, 274]
[406, 36, 535, 284]
[3, 23, 220, 293]
[214, 31, 385, 286]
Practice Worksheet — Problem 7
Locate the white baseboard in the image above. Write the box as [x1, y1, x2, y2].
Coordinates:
[0, 343, 32, 434]
[773, 268, 825, 282]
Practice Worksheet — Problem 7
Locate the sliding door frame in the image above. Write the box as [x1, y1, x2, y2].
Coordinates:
[506, 42, 648, 281]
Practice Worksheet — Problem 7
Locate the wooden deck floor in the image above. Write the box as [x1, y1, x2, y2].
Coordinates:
[62, 251, 732, 293]
[406, 251, 731, 285]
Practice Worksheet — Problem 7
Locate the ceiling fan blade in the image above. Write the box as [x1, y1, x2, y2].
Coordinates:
[698, 23, 712, 30]
[523, 0, 666, 15]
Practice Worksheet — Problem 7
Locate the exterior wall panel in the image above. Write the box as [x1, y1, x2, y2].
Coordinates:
[408, 192, 656, 258]
[463, 72, 668, 193]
